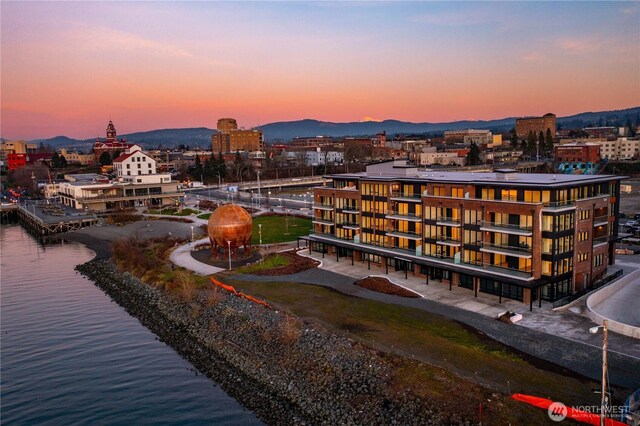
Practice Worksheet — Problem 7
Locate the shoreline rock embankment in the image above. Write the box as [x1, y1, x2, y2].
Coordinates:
[76, 259, 465, 425]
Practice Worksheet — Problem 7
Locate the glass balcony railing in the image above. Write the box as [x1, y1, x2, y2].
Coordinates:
[386, 210, 422, 220]
[480, 221, 533, 232]
[386, 229, 423, 239]
[593, 215, 609, 224]
[482, 242, 532, 254]
[542, 200, 575, 208]
[422, 252, 456, 261]
[435, 235, 461, 244]
[435, 216, 461, 226]
[593, 235, 608, 244]
[339, 221, 360, 228]
[313, 203, 334, 210]
[389, 191, 422, 200]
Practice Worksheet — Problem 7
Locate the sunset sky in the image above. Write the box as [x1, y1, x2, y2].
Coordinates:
[2, 1, 639, 140]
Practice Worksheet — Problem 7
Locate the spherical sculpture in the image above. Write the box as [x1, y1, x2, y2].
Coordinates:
[207, 204, 253, 259]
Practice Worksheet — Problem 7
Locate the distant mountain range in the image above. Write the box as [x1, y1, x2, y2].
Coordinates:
[23, 106, 640, 149]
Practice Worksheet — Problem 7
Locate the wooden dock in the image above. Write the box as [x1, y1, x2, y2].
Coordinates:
[9, 201, 100, 235]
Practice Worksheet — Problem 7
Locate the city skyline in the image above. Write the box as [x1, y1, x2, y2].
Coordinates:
[1, 1, 639, 140]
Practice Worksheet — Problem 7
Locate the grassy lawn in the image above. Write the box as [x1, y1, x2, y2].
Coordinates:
[237, 253, 290, 274]
[251, 215, 312, 244]
[197, 212, 212, 220]
[223, 277, 607, 413]
[149, 207, 201, 216]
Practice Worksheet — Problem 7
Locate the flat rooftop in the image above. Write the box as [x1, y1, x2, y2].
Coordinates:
[326, 170, 625, 187]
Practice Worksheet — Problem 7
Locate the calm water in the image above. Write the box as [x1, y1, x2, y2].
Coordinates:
[1, 225, 262, 425]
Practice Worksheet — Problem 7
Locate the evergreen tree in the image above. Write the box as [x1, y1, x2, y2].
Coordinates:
[544, 129, 554, 157]
[99, 151, 113, 166]
[465, 142, 481, 166]
[202, 158, 212, 181]
[58, 154, 68, 169]
[509, 128, 519, 149]
[51, 152, 61, 168]
[216, 152, 227, 179]
[191, 154, 203, 181]
[112, 149, 121, 160]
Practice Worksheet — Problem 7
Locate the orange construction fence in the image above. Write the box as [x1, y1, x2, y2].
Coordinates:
[210, 277, 272, 310]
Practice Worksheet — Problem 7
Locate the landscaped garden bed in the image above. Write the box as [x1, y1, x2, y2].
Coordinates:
[238, 250, 319, 275]
[355, 276, 421, 298]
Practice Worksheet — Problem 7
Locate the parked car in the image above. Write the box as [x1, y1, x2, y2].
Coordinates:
[619, 212, 626, 218]
[634, 213, 640, 220]
[625, 220, 638, 227]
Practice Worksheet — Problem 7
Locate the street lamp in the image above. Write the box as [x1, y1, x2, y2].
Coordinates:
[190, 225, 194, 242]
[259, 223, 262, 245]
[227, 240, 232, 270]
[589, 320, 608, 426]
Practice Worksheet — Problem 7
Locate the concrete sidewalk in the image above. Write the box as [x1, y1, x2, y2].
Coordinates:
[169, 237, 224, 276]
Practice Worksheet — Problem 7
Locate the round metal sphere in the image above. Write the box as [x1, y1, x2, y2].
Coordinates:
[207, 204, 253, 248]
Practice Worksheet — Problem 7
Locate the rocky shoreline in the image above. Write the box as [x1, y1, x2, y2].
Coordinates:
[77, 258, 467, 425]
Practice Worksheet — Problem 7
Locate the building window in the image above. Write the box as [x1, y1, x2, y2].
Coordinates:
[578, 231, 589, 241]
[452, 187, 464, 198]
[593, 254, 604, 267]
[578, 252, 588, 262]
[579, 210, 590, 220]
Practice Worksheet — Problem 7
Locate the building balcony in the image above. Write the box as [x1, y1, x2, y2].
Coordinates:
[422, 252, 456, 262]
[312, 218, 334, 226]
[480, 242, 533, 259]
[542, 200, 576, 212]
[593, 235, 608, 246]
[480, 221, 533, 236]
[593, 215, 609, 227]
[313, 203, 334, 211]
[389, 192, 422, 202]
[435, 217, 461, 227]
[386, 211, 422, 222]
[386, 230, 423, 240]
[339, 221, 360, 230]
[479, 262, 533, 277]
[435, 236, 461, 246]
[338, 208, 360, 214]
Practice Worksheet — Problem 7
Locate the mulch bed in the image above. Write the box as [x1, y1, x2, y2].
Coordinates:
[355, 276, 421, 298]
[251, 251, 320, 276]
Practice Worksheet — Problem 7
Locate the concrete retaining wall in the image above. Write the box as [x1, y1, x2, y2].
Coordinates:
[586, 269, 640, 339]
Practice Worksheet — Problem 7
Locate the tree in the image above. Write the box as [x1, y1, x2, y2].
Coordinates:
[112, 149, 121, 160]
[544, 129, 554, 157]
[51, 152, 60, 169]
[99, 151, 113, 166]
[216, 153, 227, 179]
[510, 128, 519, 149]
[465, 142, 481, 166]
[190, 154, 203, 181]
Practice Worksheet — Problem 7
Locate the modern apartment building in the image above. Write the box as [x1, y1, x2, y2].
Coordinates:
[305, 160, 623, 308]
[515, 113, 557, 139]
